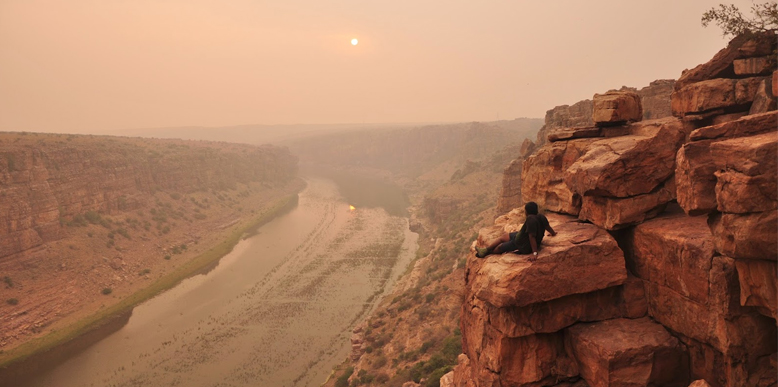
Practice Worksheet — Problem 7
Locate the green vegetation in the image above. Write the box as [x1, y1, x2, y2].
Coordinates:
[138, 269, 151, 276]
[334, 366, 354, 387]
[3, 276, 13, 288]
[101, 288, 112, 295]
[702, 2, 778, 37]
[6, 298, 19, 306]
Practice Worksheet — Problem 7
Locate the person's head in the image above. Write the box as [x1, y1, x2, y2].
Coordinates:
[525, 202, 538, 215]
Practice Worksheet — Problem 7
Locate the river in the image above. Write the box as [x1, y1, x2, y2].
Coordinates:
[13, 176, 417, 387]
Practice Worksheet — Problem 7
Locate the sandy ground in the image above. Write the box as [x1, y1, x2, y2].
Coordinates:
[19, 177, 417, 387]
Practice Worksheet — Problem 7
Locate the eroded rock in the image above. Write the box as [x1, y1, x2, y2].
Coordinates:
[592, 90, 642, 126]
[567, 317, 686, 387]
[735, 259, 777, 319]
[709, 211, 778, 261]
[472, 214, 626, 308]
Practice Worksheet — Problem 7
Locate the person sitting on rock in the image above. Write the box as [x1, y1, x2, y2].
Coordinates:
[475, 201, 556, 262]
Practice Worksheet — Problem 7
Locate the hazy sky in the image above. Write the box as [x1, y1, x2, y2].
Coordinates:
[0, 0, 756, 133]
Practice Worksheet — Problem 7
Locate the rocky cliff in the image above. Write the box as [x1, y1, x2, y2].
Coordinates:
[0, 135, 297, 259]
[454, 31, 777, 387]
[0, 133, 299, 352]
[496, 80, 676, 214]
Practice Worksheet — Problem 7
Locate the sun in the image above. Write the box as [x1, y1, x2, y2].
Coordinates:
[351, 38, 358, 46]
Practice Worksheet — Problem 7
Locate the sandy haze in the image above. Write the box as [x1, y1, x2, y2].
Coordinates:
[0, 0, 757, 134]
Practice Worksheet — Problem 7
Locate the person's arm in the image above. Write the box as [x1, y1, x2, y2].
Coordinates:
[546, 224, 557, 236]
[529, 233, 538, 261]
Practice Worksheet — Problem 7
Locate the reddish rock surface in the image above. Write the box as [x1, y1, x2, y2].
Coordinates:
[567, 317, 686, 387]
[578, 178, 675, 230]
[521, 139, 596, 215]
[472, 215, 626, 308]
[709, 210, 778, 261]
[735, 260, 777, 319]
[565, 118, 685, 198]
[628, 210, 715, 304]
[592, 90, 642, 125]
[671, 76, 766, 117]
[733, 56, 775, 76]
[675, 31, 776, 90]
[689, 111, 777, 141]
[676, 140, 718, 215]
[496, 158, 523, 214]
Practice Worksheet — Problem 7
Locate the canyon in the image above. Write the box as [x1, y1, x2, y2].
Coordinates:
[0, 133, 301, 366]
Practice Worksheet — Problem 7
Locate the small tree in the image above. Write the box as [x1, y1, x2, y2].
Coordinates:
[702, 2, 778, 38]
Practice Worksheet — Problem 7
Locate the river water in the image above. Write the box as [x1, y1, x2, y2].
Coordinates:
[15, 177, 417, 387]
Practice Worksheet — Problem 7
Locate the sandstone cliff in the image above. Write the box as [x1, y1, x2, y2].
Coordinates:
[496, 80, 676, 214]
[0, 133, 299, 352]
[455, 31, 777, 387]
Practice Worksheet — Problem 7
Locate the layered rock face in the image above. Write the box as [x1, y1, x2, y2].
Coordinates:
[0, 136, 298, 259]
[455, 32, 777, 387]
[498, 80, 676, 214]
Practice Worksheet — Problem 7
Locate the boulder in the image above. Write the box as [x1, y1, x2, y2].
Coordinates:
[496, 158, 523, 214]
[471, 215, 626, 308]
[521, 139, 597, 215]
[567, 317, 687, 387]
[675, 31, 777, 90]
[564, 117, 685, 198]
[688, 380, 712, 387]
[439, 371, 455, 387]
[735, 259, 777, 319]
[773, 70, 778, 96]
[671, 77, 766, 117]
[749, 78, 777, 114]
[676, 140, 718, 215]
[733, 56, 775, 76]
[547, 126, 601, 142]
[628, 210, 715, 304]
[578, 178, 675, 230]
[709, 211, 778, 261]
[689, 111, 777, 141]
[684, 339, 777, 387]
[592, 90, 642, 125]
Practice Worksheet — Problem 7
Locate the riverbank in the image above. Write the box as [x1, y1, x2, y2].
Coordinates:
[0, 179, 304, 374]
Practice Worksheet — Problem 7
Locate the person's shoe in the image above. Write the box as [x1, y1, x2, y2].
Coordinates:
[475, 246, 488, 258]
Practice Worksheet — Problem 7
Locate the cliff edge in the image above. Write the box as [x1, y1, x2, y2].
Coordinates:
[454, 31, 777, 387]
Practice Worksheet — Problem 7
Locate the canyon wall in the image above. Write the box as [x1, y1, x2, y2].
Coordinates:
[496, 80, 676, 214]
[455, 31, 777, 387]
[0, 135, 297, 259]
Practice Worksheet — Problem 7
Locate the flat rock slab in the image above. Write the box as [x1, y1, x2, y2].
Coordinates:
[628, 210, 715, 304]
[565, 117, 684, 198]
[471, 214, 626, 308]
[567, 317, 686, 387]
[735, 259, 777, 319]
[671, 77, 766, 117]
[689, 111, 777, 141]
[592, 90, 642, 125]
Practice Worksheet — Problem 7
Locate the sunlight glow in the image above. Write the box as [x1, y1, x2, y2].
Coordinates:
[349, 205, 356, 211]
[351, 38, 358, 46]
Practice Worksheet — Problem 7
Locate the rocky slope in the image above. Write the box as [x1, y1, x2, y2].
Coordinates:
[0, 133, 300, 355]
[453, 31, 777, 387]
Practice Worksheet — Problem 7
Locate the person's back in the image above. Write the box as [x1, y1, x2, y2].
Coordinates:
[475, 202, 556, 261]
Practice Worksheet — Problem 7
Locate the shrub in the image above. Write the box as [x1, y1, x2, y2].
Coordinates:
[164, 255, 171, 260]
[138, 268, 151, 276]
[102, 288, 112, 295]
[334, 366, 354, 387]
[84, 211, 101, 224]
[3, 276, 13, 288]
[6, 298, 19, 305]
